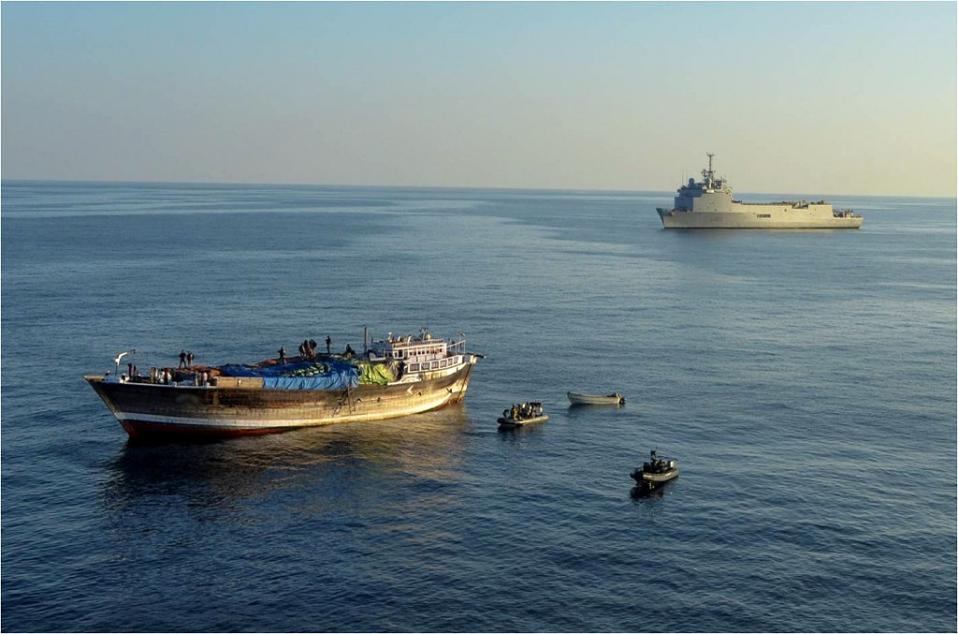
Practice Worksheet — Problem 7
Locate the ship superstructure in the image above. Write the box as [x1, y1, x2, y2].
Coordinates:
[85, 329, 479, 438]
[656, 154, 862, 229]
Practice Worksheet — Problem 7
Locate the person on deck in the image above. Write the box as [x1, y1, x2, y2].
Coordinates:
[325, 336, 332, 354]
[178, 350, 187, 369]
[278, 347, 287, 363]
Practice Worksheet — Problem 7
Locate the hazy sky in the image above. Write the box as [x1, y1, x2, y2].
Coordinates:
[2, 2, 955, 196]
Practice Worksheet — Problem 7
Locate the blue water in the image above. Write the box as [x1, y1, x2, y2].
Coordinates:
[2, 181, 955, 632]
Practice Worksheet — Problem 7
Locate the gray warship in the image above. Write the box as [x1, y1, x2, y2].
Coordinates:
[656, 154, 862, 229]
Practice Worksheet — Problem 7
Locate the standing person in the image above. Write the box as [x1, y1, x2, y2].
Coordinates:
[325, 336, 331, 354]
[178, 350, 187, 369]
[309, 339, 317, 358]
[187, 351, 194, 368]
[278, 347, 287, 363]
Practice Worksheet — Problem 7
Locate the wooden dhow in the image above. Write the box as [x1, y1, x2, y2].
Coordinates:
[85, 330, 480, 438]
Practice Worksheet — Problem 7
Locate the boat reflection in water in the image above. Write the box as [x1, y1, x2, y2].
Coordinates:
[630, 477, 678, 501]
[101, 403, 474, 515]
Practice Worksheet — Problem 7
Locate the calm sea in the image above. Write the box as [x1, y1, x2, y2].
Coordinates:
[2, 181, 955, 632]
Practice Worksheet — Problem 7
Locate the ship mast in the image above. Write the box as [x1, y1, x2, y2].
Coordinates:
[705, 152, 715, 188]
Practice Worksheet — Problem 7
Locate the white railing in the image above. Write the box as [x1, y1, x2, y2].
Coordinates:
[447, 337, 466, 355]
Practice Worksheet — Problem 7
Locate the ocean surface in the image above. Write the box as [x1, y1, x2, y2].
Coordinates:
[2, 181, 955, 632]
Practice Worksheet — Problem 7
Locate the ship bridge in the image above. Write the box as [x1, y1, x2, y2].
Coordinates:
[672, 153, 733, 212]
[368, 330, 468, 374]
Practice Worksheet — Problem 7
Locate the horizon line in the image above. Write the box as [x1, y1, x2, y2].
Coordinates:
[1, 177, 955, 201]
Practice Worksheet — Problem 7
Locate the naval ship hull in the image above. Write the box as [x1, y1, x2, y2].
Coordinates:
[658, 208, 863, 229]
[85, 363, 476, 438]
[656, 154, 862, 229]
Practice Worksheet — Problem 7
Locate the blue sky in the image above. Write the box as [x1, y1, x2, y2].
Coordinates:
[2, 2, 955, 195]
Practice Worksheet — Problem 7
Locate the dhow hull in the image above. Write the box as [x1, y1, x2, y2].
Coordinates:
[86, 363, 475, 438]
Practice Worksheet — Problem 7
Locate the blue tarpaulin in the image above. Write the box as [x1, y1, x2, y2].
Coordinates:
[219, 359, 359, 390]
[262, 373, 358, 390]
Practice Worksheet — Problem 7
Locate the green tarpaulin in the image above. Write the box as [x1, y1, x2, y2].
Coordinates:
[356, 361, 396, 385]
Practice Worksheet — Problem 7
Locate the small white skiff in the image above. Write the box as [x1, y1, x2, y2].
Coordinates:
[567, 391, 625, 406]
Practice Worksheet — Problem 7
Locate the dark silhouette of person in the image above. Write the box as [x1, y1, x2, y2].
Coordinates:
[325, 336, 331, 354]
[344, 344, 355, 358]
[278, 347, 287, 363]
[178, 350, 187, 369]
